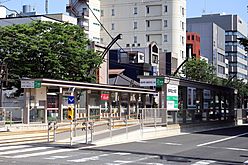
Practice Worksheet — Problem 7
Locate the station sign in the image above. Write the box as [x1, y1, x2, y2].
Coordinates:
[21, 80, 41, 88]
[140, 78, 156, 87]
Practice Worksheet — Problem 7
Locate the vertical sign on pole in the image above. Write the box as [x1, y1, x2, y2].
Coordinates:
[166, 84, 178, 110]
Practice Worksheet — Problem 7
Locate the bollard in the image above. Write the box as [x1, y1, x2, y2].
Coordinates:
[53, 122, 57, 142]
[90, 122, 94, 143]
[48, 122, 53, 143]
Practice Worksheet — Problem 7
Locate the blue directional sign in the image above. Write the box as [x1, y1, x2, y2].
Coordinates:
[68, 96, 75, 104]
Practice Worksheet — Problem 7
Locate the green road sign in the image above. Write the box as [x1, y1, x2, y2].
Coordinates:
[34, 80, 41, 88]
[156, 78, 164, 87]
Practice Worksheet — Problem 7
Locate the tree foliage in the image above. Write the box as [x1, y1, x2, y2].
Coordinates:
[0, 21, 103, 88]
[180, 58, 216, 83]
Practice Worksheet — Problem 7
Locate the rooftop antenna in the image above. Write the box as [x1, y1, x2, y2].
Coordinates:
[202, 0, 206, 14]
[45, 0, 48, 14]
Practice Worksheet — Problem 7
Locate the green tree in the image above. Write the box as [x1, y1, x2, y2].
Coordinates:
[0, 21, 103, 87]
[180, 58, 216, 83]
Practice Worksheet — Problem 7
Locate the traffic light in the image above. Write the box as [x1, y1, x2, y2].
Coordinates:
[67, 107, 74, 120]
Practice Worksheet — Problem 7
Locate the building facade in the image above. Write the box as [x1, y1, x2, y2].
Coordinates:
[66, 0, 101, 43]
[187, 21, 228, 79]
[187, 14, 248, 81]
[100, 0, 186, 75]
[186, 32, 201, 59]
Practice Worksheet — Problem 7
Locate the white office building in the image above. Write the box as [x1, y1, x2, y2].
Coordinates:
[100, 0, 186, 75]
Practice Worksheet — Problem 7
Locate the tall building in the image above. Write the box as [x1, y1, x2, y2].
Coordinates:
[187, 21, 228, 79]
[187, 14, 248, 81]
[186, 32, 201, 59]
[66, 0, 101, 43]
[100, 0, 186, 75]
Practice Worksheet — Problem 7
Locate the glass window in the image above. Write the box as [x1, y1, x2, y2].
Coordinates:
[134, 22, 137, 29]
[164, 5, 167, 12]
[146, 6, 149, 14]
[164, 20, 168, 27]
[111, 23, 115, 30]
[134, 7, 137, 14]
[134, 36, 137, 43]
[111, 8, 115, 16]
[164, 35, 168, 42]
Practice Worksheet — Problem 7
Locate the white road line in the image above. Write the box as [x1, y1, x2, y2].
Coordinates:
[68, 156, 100, 162]
[164, 142, 182, 146]
[0, 145, 31, 151]
[206, 146, 248, 152]
[44, 155, 70, 160]
[7, 148, 75, 158]
[197, 132, 248, 147]
[68, 153, 111, 163]
[0, 147, 51, 155]
[113, 152, 131, 156]
[191, 160, 216, 165]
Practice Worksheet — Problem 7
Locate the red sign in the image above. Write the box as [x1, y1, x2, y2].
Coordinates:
[101, 93, 109, 101]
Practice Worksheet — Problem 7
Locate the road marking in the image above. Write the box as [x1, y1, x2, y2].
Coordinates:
[113, 152, 131, 156]
[0, 147, 51, 155]
[0, 145, 31, 151]
[136, 141, 182, 146]
[164, 142, 182, 146]
[7, 148, 75, 158]
[197, 132, 248, 147]
[68, 153, 111, 163]
[191, 160, 216, 165]
[206, 146, 248, 152]
[44, 155, 70, 160]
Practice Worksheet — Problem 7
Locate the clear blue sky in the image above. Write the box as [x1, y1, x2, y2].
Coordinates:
[2, 0, 248, 21]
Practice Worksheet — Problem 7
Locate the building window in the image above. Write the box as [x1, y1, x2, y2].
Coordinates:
[134, 36, 137, 43]
[147, 35, 150, 42]
[181, 7, 185, 16]
[126, 44, 130, 47]
[182, 22, 184, 30]
[147, 20, 150, 27]
[164, 35, 168, 42]
[164, 5, 168, 12]
[111, 8, 115, 16]
[182, 36, 184, 45]
[181, 50, 184, 58]
[146, 6, 149, 14]
[192, 35, 194, 40]
[164, 20, 168, 27]
[134, 22, 137, 29]
[134, 7, 137, 14]
[111, 23, 115, 30]
[101, 10, 104, 16]
[187, 35, 190, 40]
[152, 55, 158, 64]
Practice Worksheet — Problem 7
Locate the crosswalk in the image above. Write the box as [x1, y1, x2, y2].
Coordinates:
[0, 145, 221, 165]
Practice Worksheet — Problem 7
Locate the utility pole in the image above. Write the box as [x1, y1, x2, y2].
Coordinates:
[45, 0, 48, 14]
[0, 64, 8, 108]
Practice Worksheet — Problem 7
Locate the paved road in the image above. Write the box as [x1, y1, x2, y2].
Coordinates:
[0, 125, 248, 164]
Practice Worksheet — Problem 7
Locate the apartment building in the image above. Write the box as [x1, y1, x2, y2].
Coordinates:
[187, 21, 228, 79]
[66, 0, 101, 43]
[100, 0, 186, 75]
[187, 14, 248, 81]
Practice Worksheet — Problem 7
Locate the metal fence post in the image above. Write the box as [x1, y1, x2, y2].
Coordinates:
[85, 121, 88, 144]
[70, 121, 73, 146]
[53, 122, 57, 142]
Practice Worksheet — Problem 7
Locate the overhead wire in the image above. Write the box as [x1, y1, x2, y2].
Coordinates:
[83, 1, 126, 53]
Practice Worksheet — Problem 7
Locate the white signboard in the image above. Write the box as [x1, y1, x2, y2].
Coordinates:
[166, 84, 178, 110]
[21, 80, 34, 88]
[139, 79, 156, 87]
